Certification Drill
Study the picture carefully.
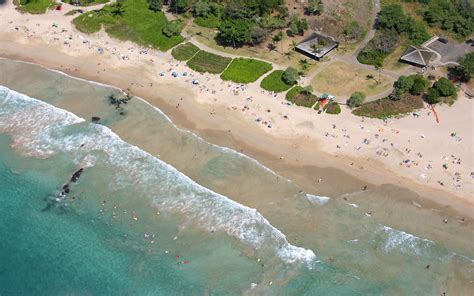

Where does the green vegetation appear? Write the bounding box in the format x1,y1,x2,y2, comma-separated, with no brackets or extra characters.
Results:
171,42,200,61
282,67,300,86
260,70,294,92
72,0,183,51
62,0,109,7
358,3,430,66
289,92,318,108
16,0,53,14
285,86,317,107
288,15,308,36
305,0,324,15
392,74,429,99
162,20,183,37
423,0,473,39
425,77,457,105
347,92,366,108
187,50,231,74
148,0,163,12
286,85,305,101
353,95,424,118
220,58,272,83
194,15,221,28
323,101,341,115
172,0,293,48
449,52,474,82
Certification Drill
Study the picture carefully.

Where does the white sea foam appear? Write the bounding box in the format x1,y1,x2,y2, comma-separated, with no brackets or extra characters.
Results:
0,85,316,268
380,225,434,256
0,58,293,184
306,194,331,205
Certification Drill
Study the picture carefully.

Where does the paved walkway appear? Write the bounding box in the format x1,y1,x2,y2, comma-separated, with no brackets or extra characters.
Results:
175,0,409,101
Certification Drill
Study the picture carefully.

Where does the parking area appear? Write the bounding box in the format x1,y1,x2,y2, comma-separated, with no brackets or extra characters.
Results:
426,39,473,64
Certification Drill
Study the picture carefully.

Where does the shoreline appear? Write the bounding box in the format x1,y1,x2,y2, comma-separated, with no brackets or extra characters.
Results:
0,3,472,220
2,53,473,221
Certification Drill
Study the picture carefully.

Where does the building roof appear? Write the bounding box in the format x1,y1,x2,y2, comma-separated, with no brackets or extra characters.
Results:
400,45,434,67
296,33,338,59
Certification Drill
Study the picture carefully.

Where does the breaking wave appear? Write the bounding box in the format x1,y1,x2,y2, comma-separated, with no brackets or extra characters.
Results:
0,85,316,268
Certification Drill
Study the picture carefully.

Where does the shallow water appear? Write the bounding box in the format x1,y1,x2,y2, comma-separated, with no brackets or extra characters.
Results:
0,59,473,295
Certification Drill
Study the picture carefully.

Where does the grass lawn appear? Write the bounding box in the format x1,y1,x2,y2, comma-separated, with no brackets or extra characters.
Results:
187,50,232,74
260,70,294,92
62,0,109,6
353,94,424,118
72,0,183,51
286,86,305,101
15,0,54,14
194,15,221,29
171,42,200,61
312,62,394,97
220,58,272,83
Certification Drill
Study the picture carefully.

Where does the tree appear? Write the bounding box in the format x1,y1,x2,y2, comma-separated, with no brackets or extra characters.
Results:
193,0,212,17
410,74,429,95
432,77,456,97
288,16,308,36
306,0,323,15
282,67,299,85
378,4,409,33
347,92,366,108
299,59,310,71
425,87,441,105
149,0,163,12
218,19,251,47
171,0,192,13
457,52,474,81
343,21,364,42
111,1,125,16
250,25,266,45
162,20,183,37
272,31,284,52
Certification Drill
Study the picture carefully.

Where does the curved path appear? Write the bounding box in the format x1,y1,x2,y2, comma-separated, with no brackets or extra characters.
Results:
175,0,407,102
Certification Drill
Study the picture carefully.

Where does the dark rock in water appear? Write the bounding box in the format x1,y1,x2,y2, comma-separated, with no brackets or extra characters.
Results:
91,116,101,122
70,168,84,183
64,188,70,194
63,184,69,190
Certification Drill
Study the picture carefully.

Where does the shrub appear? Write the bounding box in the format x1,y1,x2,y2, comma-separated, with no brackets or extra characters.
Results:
289,93,319,108
324,101,341,115
425,88,441,105
410,75,429,95
432,77,456,97
282,67,299,85
353,95,424,118
286,85,305,100
260,70,294,92
162,20,183,37
347,92,366,108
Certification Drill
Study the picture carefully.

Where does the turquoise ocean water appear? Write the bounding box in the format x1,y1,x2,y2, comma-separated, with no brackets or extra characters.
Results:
0,59,473,295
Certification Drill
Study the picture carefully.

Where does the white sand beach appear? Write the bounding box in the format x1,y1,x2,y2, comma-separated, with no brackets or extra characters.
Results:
0,0,473,218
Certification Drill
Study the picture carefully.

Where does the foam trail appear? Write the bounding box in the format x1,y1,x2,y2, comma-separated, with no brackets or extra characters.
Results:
306,194,331,205
0,85,316,268
0,58,293,183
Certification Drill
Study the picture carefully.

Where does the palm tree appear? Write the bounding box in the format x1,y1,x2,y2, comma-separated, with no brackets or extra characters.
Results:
299,59,310,71
284,51,293,59
289,40,298,52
